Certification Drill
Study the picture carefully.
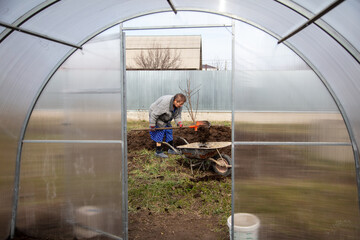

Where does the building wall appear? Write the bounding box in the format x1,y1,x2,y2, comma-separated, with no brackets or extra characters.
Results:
126,35,202,70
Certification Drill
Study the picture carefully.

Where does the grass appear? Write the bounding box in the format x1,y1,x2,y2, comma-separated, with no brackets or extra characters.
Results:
127,148,232,225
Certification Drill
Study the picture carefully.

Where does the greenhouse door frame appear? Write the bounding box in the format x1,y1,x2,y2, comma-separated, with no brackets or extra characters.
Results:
120,26,128,240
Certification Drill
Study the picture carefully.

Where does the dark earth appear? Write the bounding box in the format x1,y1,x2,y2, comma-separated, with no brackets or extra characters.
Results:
128,125,231,155
127,125,231,240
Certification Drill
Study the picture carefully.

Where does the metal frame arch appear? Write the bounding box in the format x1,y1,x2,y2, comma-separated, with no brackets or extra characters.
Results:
10,6,360,238
111,8,360,209
2,0,358,64
275,0,360,64
0,0,60,42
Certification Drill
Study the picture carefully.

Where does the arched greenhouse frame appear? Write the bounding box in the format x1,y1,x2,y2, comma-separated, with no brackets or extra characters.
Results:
1,1,359,239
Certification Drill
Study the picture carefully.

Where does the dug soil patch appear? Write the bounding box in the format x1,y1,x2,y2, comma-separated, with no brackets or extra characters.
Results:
128,125,231,153
127,125,231,240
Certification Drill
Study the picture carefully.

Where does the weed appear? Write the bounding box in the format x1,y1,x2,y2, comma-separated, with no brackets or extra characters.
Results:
128,149,231,219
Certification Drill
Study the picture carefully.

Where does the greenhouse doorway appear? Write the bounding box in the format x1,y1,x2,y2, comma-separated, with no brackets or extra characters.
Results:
16,9,360,240
123,12,234,240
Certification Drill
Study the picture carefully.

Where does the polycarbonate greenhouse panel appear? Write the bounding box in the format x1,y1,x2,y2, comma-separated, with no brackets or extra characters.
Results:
233,70,337,111
0,33,72,240
0,1,360,240
321,0,360,59
180,0,307,37
17,27,125,239
289,24,360,151
232,17,359,239
25,34,122,141
0,0,46,33
20,0,168,43
0,140,16,240
233,144,360,239
233,21,337,112
289,0,334,13
17,142,123,239
234,112,350,143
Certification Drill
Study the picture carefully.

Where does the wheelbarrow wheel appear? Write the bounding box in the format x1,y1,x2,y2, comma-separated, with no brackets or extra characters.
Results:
212,154,231,176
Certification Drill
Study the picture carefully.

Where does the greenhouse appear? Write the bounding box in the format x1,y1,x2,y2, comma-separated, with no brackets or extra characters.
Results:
0,0,359,239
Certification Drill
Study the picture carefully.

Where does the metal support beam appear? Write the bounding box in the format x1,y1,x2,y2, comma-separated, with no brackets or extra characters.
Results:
0,20,82,49
230,19,235,240
123,24,232,31
167,0,177,14
278,0,344,44
234,141,351,146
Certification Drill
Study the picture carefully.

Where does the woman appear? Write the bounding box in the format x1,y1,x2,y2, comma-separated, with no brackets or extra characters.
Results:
149,93,186,158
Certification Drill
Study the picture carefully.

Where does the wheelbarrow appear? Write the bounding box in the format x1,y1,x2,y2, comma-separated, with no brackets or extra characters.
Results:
163,138,232,176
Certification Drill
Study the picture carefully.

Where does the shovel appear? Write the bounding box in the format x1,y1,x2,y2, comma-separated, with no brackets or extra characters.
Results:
132,120,211,131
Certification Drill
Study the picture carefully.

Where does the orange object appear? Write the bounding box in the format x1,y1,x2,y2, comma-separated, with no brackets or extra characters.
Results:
132,120,210,131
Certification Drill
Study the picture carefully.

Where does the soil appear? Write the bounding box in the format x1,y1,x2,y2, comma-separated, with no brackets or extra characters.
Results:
129,210,228,240
127,125,231,240
128,125,231,155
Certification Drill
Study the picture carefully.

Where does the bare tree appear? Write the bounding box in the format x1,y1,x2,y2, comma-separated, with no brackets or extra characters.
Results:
211,58,228,70
179,78,201,123
134,43,182,70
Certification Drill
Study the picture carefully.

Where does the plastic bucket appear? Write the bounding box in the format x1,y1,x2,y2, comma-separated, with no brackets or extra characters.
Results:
74,206,103,239
227,213,260,240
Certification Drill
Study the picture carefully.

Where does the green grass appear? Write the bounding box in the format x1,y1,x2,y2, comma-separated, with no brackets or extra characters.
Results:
128,149,231,223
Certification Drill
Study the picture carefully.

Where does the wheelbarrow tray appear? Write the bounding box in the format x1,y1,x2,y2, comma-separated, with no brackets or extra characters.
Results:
177,142,231,160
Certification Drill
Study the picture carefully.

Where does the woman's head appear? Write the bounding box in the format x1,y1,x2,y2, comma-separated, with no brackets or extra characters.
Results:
174,93,186,108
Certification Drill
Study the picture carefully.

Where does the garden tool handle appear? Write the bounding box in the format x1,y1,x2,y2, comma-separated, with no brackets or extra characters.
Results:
132,125,196,131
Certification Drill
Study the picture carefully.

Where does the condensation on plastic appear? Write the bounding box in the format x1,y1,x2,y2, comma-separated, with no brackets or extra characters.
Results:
17,142,122,239
233,144,360,239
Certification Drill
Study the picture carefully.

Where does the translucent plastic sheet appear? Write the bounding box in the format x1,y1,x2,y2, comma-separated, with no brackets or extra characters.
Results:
233,20,360,239
234,144,360,239
17,142,123,239
234,112,350,143
322,0,360,51
0,1,360,239
17,27,124,239
25,32,122,141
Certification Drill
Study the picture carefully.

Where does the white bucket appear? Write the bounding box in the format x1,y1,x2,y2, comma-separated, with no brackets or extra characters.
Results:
74,206,103,239
227,213,260,240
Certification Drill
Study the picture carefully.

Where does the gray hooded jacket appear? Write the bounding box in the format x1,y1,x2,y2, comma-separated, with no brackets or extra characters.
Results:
149,95,183,127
